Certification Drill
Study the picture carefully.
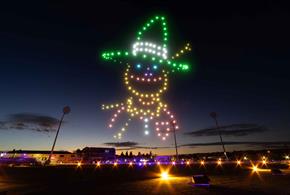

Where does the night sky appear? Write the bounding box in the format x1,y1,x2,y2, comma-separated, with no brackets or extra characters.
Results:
0,1,290,155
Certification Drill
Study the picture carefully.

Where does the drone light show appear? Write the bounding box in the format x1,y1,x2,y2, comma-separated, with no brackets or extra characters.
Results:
101,15,191,140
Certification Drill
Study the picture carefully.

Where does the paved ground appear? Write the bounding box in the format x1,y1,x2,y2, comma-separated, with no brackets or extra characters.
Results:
0,165,290,194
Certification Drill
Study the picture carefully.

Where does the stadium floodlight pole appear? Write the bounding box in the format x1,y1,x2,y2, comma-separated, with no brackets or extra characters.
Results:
170,120,179,162
46,106,71,165
210,112,229,160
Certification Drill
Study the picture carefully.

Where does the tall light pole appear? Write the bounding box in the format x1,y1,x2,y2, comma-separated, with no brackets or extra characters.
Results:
210,112,228,160
170,120,179,162
46,106,71,165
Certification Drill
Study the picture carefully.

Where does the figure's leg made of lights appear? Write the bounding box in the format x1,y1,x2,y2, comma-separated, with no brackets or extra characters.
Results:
108,106,125,128
154,108,179,141
113,118,131,140
163,108,179,130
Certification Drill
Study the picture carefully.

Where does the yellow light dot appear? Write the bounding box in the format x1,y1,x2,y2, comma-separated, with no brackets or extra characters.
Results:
161,172,169,180
252,165,258,172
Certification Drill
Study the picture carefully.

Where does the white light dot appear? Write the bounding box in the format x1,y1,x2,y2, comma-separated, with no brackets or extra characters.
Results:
145,130,149,135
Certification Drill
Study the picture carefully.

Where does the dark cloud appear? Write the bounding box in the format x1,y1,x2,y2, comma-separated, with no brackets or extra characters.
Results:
180,141,290,148
116,146,172,151
0,113,60,133
104,141,139,147
185,124,267,137
104,141,172,150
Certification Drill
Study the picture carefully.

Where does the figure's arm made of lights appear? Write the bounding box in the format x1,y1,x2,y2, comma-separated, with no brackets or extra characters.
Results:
101,102,125,110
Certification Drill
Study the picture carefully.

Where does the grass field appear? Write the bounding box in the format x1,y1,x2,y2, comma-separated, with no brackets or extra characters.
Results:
0,164,290,194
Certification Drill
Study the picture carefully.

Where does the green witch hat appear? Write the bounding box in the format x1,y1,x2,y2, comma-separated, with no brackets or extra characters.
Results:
101,15,191,72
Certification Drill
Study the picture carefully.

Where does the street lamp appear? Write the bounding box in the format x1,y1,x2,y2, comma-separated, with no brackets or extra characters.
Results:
210,112,228,160
170,120,179,162
46,106,71,165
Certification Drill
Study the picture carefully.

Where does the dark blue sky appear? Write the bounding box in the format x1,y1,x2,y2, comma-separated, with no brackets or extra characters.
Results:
0,1,289,154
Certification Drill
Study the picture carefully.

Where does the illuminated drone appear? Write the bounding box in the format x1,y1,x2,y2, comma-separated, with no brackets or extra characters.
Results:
101,15,191,140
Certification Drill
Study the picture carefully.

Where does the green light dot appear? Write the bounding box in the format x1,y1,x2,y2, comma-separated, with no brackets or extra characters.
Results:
147,23,150,27
125,52,129,56
167,61,171,64
111,52,114,56
143,27,146,30
162,22,166,26
152,57,155,61
137,37,141,40
143,54,147,58
164,38,167,41
161,17,165,20
155,16,159,19
164,33,167,36
138,31,142,35
117,52,121,55
159,59,163,63
173,63,176,67
150,19,154,23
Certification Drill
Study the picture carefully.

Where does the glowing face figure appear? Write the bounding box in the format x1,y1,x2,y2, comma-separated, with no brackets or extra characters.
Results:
101,15,191,140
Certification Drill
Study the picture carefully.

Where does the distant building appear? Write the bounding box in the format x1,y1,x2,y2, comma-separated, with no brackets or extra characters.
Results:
5,150,80,164
155,155,171,162
81,147,115,163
